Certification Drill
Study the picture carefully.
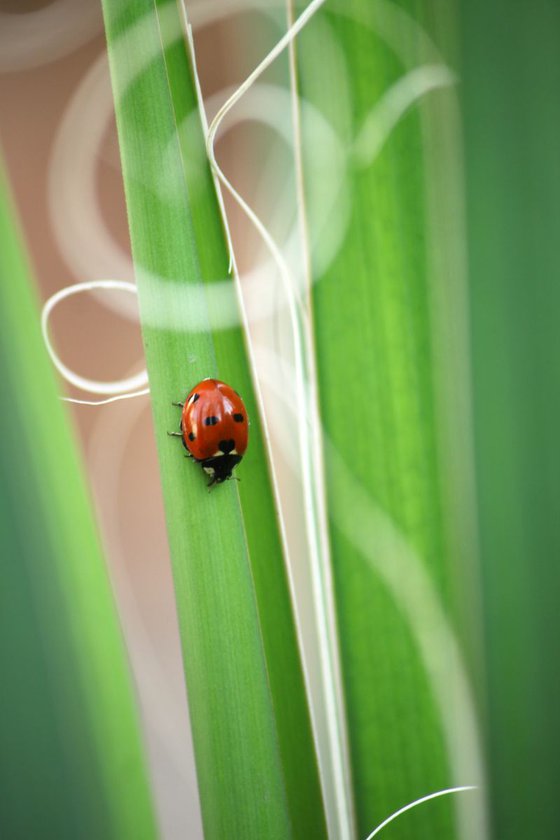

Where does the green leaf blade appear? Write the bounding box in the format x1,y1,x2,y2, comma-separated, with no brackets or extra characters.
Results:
101,1,327,837
295,2,483,837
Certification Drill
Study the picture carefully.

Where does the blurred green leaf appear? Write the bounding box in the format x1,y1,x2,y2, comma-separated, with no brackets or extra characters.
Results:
0,164,156,838
461,1,560,837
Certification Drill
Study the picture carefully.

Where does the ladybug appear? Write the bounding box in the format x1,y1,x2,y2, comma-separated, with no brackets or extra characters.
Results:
170,378,249,486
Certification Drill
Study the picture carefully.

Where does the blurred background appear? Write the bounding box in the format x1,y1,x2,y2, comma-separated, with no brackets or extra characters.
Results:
1,1,559,839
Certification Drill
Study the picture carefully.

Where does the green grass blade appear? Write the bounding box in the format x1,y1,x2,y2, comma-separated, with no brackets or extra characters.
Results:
101,1,327,837
460,1,560,837
0,165,156,838
294,2,485,837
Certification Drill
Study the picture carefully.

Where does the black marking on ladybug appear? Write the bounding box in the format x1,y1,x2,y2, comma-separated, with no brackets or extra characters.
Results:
188,432,195,441
201,453,242,485
205,416,219,426
191,392,200,403
219,439,235,454
233,413,244,423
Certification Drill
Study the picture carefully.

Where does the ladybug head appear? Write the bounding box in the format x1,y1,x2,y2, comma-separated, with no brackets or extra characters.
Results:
201,453,243,486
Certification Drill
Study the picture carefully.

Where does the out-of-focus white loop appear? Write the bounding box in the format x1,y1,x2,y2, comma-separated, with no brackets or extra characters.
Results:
48,53,138,319
41,280,149,402
0,0,102,73
353,64,456,168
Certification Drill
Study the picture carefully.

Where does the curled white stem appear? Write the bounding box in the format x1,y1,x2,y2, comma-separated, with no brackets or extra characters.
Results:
41,279,149,404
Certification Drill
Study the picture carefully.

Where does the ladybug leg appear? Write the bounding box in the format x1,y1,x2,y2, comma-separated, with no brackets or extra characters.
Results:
167,430,189,452
168,418,185,440
172,401,184,408
168,430,192,455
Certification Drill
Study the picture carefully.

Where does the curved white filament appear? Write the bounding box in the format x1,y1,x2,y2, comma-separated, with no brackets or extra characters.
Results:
364,786,478,840
62,389,150,406
41,280,149,404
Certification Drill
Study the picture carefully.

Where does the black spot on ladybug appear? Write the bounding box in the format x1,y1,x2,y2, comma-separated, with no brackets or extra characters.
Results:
233,413,244,423
188,432,195,441
190,393,200,404
205,416,219,426
219,439,235,454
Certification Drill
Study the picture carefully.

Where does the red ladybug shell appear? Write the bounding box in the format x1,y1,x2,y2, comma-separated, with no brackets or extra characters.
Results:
181,379,248,483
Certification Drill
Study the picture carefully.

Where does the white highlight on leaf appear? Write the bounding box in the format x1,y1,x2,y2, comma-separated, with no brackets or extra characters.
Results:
363,786,478,840
353,64,456,167
41,279,149,404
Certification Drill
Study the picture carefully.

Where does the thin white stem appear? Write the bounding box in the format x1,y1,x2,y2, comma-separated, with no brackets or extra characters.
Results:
62,389,150,406
364,786,478,840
